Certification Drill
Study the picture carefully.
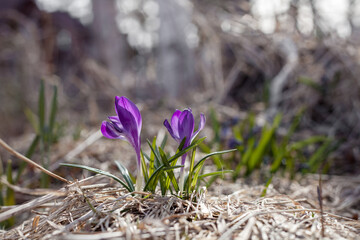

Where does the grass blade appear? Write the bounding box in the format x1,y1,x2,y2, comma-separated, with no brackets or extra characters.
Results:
48,85,58,141
248,114,281,172
168,137,206,164
144,165,164,192
289,136,327,151
198,170,233,179
5,160,15,227
193,149,236,173
188,148,197,192
114,161,135,192
160,134,168,149
24,108,39,134
140,151,149,183
261,175,273,197
308,140,333,172
61,163,132,192
159,147,179,192
149,137,157,176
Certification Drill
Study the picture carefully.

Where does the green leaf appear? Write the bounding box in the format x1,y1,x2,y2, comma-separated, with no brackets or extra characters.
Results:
164,165,183,171
285,107,305,140
5,160,14,204
168,137,206,164
177,137,186,152
5,160,15,227
242,137,255,166
261,175,273,197
248,114,281,172
144,165,164,192
147,139,161,165
308,140,333,172
148,137,157,176
48,85,58,142
24,108,39,134
185,149,237,193
159,147,179,192
61,163,133,192
289,136,327,151
160,134,168,149
270,149,285,173
189,148,199,192
193,149,236,174
114,161,135,192
199,170,233,179
159,172,167,195
140,151,149,183
198,142,211,154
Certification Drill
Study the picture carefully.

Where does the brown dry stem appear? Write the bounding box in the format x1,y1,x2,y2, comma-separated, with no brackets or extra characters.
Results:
0,138,70,184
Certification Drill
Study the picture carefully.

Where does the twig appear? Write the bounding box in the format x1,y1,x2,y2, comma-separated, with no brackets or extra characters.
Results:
0,176,96,222
0,190,62,222
0,177,64,196
0,138,70,184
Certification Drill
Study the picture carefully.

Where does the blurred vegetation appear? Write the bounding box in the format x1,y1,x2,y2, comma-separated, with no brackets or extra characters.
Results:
0,80,62,227
200,108,337,190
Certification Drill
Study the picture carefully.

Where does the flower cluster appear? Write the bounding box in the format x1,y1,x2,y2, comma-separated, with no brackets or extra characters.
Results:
64,96,233,197
101,96,206,192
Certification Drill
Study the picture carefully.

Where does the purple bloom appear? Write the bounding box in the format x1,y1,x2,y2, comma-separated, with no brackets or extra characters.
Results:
164,108,206,165
101,96,142,168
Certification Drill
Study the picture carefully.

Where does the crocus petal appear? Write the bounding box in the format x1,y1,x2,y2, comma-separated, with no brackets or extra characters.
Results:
101,121,126,140
116,107,139,148
178,110,195,146
108,115,120,123
164,119,180,141
108,116,124,132
170,110,182,139
115,96,142,135
191,113,206,142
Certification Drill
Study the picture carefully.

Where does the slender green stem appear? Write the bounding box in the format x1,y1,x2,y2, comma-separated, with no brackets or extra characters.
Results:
136,167,142,192
179,168,185,193
136,151,143,192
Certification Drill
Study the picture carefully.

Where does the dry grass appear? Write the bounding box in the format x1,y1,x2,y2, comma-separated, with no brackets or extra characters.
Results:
0,174,359,240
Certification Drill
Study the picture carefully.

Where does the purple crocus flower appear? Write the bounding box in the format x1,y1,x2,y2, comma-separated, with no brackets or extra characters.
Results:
101,96,142,190
164,108,206,165
164,108,205,191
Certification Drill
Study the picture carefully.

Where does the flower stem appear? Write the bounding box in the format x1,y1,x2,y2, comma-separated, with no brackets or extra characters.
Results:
179,168,185,193
179,153,187,194
136,167,142,192
135,151,142,192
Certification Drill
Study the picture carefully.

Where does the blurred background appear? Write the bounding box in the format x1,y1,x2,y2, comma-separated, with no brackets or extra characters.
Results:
1,0,360,175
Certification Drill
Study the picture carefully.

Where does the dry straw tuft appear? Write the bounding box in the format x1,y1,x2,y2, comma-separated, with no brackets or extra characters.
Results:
1,175,359,240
